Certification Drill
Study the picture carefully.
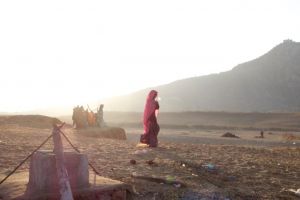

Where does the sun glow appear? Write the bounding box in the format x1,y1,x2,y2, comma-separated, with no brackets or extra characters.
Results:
1,0,300,113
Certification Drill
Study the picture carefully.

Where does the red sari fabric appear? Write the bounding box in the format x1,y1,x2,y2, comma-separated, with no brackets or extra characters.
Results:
141,90,160,147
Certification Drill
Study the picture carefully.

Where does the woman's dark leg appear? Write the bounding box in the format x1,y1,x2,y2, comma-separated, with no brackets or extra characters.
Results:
149,123,159,147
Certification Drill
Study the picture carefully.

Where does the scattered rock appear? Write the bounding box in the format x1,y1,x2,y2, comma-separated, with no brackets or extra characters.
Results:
221,132,239,138
130,159,136,165
146,160,155,165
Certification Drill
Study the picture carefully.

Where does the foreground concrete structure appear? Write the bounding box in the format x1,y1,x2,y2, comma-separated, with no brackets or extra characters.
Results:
25,151,89,196
0,171,132,200
0,150,132,200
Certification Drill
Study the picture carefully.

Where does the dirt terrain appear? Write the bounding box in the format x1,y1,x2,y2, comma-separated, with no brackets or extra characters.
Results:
0,115,300,199
90,111,300,131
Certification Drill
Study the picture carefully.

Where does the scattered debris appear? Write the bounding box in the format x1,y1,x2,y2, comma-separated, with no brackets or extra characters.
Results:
202,163,217,172
131,173,186,187
145,160,155,165
282,188,300,197
225,176,236,182
1,121,299,200
181,190,229,200
134,149,148,155
221,132,239,138
288,188,300,197
166,175,176,183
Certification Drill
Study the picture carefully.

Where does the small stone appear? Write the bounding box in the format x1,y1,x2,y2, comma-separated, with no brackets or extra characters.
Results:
130,159,136,165
146,160,154,165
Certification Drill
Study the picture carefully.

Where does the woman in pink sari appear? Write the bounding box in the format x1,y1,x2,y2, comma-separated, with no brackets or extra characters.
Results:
140,90,160,147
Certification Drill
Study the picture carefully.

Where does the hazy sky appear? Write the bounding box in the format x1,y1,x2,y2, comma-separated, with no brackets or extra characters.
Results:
0,0,299,112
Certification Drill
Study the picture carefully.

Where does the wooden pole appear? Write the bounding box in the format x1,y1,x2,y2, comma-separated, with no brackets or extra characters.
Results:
52,124,74,200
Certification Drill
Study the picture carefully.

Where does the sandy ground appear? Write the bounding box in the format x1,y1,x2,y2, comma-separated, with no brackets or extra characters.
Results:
126,128,300,147
0,124,300,200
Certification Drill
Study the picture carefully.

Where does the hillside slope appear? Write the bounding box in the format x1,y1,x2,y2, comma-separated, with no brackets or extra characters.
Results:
103,40,300,112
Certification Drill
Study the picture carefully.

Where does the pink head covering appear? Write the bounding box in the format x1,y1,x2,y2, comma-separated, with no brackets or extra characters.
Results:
143,90,158,131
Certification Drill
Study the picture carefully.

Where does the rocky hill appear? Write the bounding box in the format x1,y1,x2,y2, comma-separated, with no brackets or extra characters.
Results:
103,40,300,112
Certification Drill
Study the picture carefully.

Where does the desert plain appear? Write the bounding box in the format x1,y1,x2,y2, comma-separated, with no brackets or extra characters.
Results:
0,112,299,200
